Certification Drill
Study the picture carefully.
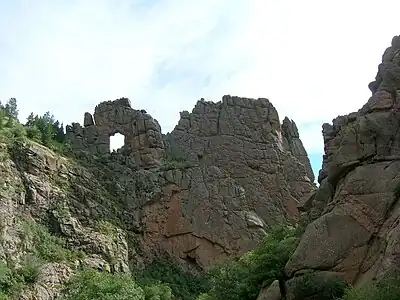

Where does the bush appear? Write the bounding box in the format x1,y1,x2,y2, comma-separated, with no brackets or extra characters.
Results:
62,268,178,300
142,282,174,300
291,272,348,300
0,257,41,298
341,276,400,300
161,152,192,171
0,262,16,296
14,255,41,285
1,122,27,145
196,293,212,300
136,259,209,300
95,220,118,237
20,220,76,262
204,225,299,300
62,268,145,300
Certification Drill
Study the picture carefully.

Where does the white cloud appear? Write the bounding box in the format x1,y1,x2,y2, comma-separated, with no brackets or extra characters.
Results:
1,0,400,166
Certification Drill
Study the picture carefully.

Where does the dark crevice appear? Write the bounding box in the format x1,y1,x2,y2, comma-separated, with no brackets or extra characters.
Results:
164,230,194,238
278,267,289,299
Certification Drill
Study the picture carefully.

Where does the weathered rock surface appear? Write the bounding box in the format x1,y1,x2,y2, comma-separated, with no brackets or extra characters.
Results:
147,96,315,269
166,96,314,225
0,93,315,298
256,280,281,300
63,95,315,271
281,117,314,182
0,142,136,299
277,35,400,299
19,263,73,300
66,97,165,168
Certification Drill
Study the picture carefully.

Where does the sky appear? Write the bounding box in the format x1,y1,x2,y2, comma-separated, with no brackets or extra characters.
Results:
0,0,399,180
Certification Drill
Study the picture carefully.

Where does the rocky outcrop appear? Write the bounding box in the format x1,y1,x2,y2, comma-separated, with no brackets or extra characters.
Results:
166,96,314,225
0,141,137,299
66,97,165,168
281,117,314,182
275,35,400,299
1,92,316,298
63,95,315,271
143,96,315,269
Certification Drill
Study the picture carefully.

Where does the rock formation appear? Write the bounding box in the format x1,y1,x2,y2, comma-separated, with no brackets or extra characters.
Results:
63,95,315,270
260,35,400,299
166,96,314,222
138,96,315,270
281,117,315,183
4,34,400,300
65,97,165,168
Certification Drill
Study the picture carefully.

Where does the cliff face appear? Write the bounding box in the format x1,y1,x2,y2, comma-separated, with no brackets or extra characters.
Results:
258,35,400,300
166,96,314,223
0,94,314,298
65,95,315,270
0,143,134,299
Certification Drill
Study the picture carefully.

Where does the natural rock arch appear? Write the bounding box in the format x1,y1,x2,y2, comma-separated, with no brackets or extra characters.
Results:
66,98,165,168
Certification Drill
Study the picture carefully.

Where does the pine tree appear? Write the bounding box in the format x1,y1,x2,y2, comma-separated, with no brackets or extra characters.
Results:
52,120,65,143
5,98,18,119
26,113,35,128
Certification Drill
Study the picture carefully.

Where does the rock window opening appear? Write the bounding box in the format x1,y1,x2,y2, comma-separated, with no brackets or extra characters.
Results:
110,133,125,153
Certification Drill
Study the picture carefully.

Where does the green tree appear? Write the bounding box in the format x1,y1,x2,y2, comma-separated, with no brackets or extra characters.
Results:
25,113,41,141
136,259,209,300
24,111,65,146
5,98,18,119
204,226,299,300
52,120,65,143
0,108,7,129
25,113,35,128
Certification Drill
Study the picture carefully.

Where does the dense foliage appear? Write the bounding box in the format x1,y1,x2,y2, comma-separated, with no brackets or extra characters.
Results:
61,268,172,300
199,225,300,300
291,272,348,300
135,259,210,300
0,98,65,151
25,112,65,146
341,276,400,300
0,258,41,299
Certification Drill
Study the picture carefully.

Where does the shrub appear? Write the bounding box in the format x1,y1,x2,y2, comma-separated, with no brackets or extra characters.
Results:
20,220,76,262
341,276,400,300
204,225,299,300
0,257,41,298
0,262,16,296
2,122,27,145
136,259,209,300
142,282,174,300
291,272,348,300
62,268,145,300
196,293,212,300
161,152,192,171
95,220,117,237
14,255,41,285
